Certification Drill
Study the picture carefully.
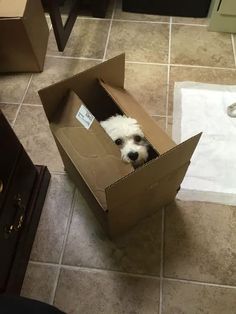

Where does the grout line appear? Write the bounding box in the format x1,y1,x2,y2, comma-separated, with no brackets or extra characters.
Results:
30,261,60,267
49,188,77,305
59,188,77,265
127,61,236,71
102,0,116,60
22,103,42,107
112,18,170,25
164,277,236,290
29,260,160,281
29,259,236,291
159,207,165,314
126,60,168,66
46,54,102,62
77,16,111,22
50,170,67,175
112,18,208,27
0,101,21,105
170,63,236,70
44,53,236,71
165,17,172,128
12,74,33,127
171,22,208,27
231,34,236,67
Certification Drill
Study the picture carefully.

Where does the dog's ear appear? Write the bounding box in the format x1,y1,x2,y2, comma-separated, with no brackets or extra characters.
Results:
127,117,139,125
100,120,108,130
147,144,159,161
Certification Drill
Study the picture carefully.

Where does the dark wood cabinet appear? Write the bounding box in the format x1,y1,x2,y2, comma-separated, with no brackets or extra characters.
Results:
0,110,50,294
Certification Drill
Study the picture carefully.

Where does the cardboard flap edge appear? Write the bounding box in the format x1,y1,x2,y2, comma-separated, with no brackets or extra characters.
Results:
0,0,27,18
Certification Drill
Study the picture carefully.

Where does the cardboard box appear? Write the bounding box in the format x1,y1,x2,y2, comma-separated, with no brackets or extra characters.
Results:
38,54,201,237
0,0,49,73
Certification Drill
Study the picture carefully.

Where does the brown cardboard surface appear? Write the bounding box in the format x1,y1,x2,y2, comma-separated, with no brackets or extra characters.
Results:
100,80,176,154
0,19,39,72
39,54,202,237
107,162,190,236
0,0,27,17
0,0,48,72
23,0,49,71
51,90,133,210
39,54,126,124
54,136,109,232
106,133,201,235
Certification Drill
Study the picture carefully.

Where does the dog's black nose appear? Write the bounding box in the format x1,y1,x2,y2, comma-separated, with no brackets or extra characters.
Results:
128,152,138,161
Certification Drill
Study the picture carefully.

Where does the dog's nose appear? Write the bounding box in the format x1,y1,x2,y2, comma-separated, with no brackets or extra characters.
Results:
128,152,138,161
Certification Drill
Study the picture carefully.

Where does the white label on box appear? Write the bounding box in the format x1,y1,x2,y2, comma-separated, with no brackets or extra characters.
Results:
76,104,94,129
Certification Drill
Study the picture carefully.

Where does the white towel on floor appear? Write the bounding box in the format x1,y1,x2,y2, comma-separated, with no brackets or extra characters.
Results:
173,82,236,205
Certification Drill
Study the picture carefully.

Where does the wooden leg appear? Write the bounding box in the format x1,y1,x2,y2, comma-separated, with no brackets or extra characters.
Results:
47,0,80,51
92,0,110,18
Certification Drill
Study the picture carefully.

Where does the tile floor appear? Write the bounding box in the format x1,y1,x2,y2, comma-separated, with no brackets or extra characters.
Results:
1,0,236,313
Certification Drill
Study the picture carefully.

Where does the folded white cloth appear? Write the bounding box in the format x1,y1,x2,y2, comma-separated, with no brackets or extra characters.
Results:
173,82,236,205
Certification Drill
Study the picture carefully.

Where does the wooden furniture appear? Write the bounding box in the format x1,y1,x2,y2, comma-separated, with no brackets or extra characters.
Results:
0,110,50,294
122,0,211,17
44,0,110,51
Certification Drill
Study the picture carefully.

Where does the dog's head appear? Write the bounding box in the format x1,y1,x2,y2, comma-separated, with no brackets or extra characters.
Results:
101,115,149,167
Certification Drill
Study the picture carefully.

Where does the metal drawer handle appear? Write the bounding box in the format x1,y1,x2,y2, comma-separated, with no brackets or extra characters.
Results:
0,179,3,193
7,214,24,234
4,194,26,238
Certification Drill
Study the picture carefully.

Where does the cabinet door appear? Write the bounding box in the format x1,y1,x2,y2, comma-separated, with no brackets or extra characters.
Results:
0,111,21,208
0,150,37,292
218,0,236,16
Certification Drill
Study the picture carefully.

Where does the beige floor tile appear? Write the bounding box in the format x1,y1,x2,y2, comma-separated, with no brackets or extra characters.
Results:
62,191,162,276
172,16,209,25
13,105,64,172
125,63,167,115
0,104,19,125
162,280,236,314
168,66,236,115
54,268,160,314
166,116,173,137
60,0,114,19
21,263,58,304
0,74,31,103
45,15,52,29
106,21,169,63
164,200,236,285
151,116,167,131
24,57,99,105
114,0,169,22
47,19,110,58
171,25,235,68
30,174,74,263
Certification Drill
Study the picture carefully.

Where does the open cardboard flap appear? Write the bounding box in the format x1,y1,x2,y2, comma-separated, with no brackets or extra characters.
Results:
39,54,126,125
51,90,133,210
0,0,27,18
99,80,176,154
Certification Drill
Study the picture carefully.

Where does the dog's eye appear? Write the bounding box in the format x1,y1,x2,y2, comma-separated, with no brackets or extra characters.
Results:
134,135,142,142
115,138,123,146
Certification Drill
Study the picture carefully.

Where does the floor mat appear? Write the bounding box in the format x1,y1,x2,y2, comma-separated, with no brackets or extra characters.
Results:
173,82,236,205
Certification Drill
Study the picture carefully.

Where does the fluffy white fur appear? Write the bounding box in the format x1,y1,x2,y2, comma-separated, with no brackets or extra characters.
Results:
101,115,149,167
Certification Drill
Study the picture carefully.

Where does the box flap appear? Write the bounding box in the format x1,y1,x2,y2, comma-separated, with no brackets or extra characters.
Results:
100,80,176,154
106,132,201,233
0,0,27,18
39,54,126,124
51,90,133,210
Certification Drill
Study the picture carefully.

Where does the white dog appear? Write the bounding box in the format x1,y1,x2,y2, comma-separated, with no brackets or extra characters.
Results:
101,115,149,167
